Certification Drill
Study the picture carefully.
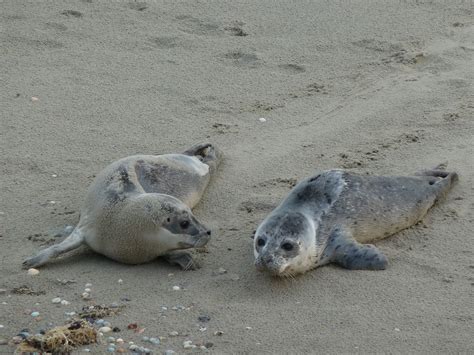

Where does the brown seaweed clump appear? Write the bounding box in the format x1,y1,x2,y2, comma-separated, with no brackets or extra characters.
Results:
78,304,124,320
15,320,98,354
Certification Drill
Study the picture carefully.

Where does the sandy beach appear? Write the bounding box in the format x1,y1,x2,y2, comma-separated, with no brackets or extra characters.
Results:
1,0,473,353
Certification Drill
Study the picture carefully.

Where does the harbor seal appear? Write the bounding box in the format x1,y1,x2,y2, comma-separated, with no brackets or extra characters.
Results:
23,143,222,270
254,164,458,277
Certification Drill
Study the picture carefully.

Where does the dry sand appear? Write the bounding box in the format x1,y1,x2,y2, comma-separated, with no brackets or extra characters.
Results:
1,0,473,353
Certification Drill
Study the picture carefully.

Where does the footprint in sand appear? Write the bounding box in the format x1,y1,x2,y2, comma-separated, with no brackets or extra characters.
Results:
278,63,306,74
223,50,260,67
128,2,148,11
176,15,220,36
61,10,83,18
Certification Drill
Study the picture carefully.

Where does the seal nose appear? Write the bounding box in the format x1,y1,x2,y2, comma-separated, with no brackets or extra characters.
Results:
264,255,274,264
206,230,211,236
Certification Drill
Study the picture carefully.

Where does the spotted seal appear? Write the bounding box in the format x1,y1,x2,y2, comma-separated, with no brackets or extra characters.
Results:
24,143,222,270
254,164,458,276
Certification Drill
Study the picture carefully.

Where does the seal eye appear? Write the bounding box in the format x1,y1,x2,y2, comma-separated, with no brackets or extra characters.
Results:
180,220,190,229
257,238,266,247
281,242,294,251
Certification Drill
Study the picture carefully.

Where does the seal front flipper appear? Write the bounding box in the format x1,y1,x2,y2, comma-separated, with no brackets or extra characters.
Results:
322,227,388,270
162,251,199,271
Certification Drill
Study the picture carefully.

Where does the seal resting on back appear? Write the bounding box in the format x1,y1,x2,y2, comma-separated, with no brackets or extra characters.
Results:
24,143,222,270
254,164,458,277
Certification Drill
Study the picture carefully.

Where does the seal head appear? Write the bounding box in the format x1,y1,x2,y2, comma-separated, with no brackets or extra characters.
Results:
254,211,317,277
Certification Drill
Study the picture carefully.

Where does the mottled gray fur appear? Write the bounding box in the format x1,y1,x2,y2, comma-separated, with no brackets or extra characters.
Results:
254,164,458,276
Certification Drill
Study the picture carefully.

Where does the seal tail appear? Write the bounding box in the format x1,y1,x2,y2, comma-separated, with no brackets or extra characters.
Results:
23,227,85,268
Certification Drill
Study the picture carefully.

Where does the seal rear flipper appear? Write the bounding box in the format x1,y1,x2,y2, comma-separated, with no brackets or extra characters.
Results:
182,142,222,173
23,227,85,268
322,227,388,270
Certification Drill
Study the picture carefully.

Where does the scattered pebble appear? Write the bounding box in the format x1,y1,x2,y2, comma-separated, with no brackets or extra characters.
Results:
116,338,124,344
198,315,211,323
113,327,121,332
82,292,90,300
245,326,252,330
31,96,39,102
0,289,7,295
27,268,40,276
214,331,224,336
217,267,227,274
128,323,138,330
149,337,160,345
52,297,61,304
107,346,115,352
259,117,266,123
85,283,92,288
83,349,91,352
51,174,58,178
31,311,40,317
161,306,168,311
118,279,123,284
172,286,180,291
164,350,175,355
61,300,70,306
0,338,8,345
142,336,150,342
169,331,179,337
84,288,91,293
0,325,3,329
96,319,105,326
65,311,76,317
199,327,207,332
11,336,23,344
183,340,195,349
394,328,401,332
99,327,112,333
108,336,116,343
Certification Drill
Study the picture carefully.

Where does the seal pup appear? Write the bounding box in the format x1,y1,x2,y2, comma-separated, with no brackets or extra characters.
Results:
254,164,458,277
24,143,222,270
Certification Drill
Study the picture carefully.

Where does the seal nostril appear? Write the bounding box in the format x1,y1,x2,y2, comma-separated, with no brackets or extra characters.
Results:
206,230,211,236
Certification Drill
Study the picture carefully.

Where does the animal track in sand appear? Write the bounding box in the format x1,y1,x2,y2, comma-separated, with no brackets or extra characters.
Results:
149,36,179,49
128,2,148,11
211,123,238,134
278,63,306,74
61,10,83,18
337,130,426,169
176,15,220,36
288,82,328,98
44,22,68,32
256,178,298,189
5,35,64,50
223,50,260,67
239,201,275,214
224,21,248,37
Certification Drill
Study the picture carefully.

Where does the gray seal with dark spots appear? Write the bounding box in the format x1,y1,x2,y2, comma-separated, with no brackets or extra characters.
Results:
24,143,222,270
254,164,458,277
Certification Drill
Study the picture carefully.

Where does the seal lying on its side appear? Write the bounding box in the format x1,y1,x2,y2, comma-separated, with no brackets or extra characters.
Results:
24,143,222,270
254,164,458,276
